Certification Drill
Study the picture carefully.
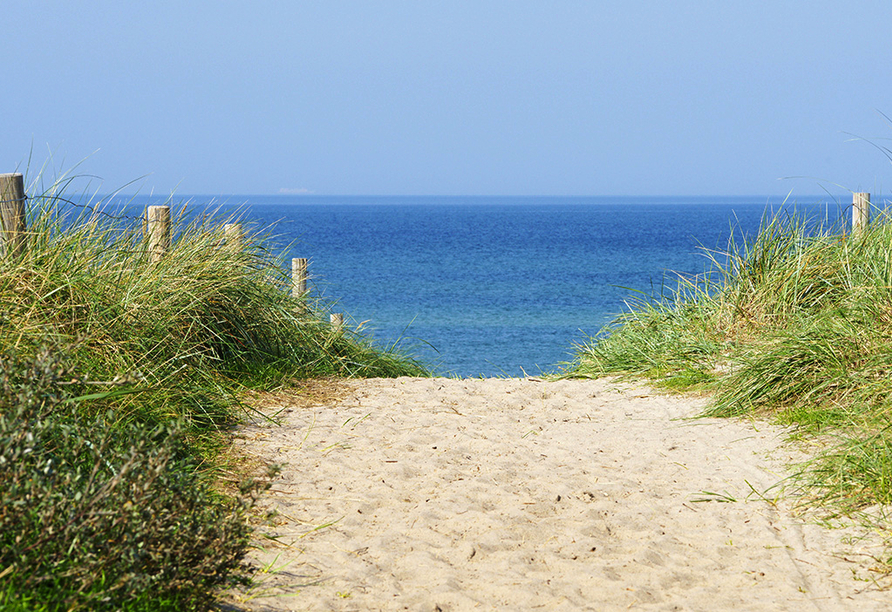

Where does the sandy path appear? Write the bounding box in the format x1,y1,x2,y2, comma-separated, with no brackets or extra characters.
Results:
229,377,891,611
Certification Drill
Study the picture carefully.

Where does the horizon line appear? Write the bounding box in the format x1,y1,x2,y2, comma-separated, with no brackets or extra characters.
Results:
95,192,861,200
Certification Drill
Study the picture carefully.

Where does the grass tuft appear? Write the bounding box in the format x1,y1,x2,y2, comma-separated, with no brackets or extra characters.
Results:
565,204,892,535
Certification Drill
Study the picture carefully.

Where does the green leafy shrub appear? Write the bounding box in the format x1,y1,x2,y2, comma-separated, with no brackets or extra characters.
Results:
0,347,254,611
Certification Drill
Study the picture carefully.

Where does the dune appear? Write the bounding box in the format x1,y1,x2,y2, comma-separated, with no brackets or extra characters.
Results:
229,377,891,611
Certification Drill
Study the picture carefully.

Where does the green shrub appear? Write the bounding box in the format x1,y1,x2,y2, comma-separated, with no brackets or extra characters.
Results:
0,347,256,611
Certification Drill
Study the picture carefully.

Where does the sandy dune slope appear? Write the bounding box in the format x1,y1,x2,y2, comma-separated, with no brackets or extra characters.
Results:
229,377,891,611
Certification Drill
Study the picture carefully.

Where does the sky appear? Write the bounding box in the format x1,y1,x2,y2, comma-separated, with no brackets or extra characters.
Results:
4,1,892,197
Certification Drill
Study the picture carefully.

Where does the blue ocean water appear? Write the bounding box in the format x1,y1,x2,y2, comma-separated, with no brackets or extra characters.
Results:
101,195,847,377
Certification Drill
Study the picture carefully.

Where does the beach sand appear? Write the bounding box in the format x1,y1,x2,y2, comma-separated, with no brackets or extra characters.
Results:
229,377,892,611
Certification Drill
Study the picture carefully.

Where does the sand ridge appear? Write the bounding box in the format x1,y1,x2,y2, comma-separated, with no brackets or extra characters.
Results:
230,377,891,611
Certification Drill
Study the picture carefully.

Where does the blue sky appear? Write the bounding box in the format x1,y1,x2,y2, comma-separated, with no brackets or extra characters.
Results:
4,1,892,196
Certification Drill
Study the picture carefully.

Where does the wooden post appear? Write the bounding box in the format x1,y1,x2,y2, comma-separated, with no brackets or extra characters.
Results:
853,192,870,236
146,205,171,263
291,257,308,298
223,223,242,248
0,173,27,259
330,312,344,331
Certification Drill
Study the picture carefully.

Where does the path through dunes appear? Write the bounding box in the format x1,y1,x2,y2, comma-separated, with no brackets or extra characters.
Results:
229,378,891,611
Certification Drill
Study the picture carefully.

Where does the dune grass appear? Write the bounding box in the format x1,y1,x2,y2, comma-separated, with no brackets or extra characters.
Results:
0,174,427,611
567,204,892,526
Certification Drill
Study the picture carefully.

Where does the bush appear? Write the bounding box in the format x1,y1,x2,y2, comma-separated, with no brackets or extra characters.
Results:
0,348,255,611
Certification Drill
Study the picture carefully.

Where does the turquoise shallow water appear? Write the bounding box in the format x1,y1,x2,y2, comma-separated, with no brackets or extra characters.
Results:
105,195,845,377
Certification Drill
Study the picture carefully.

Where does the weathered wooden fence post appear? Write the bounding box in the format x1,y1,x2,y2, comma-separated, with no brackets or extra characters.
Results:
146,205,171,263
853,192,870,236
291,257,308,298
0,173,27,259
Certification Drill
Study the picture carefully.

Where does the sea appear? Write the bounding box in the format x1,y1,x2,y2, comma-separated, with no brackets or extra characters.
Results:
94,194,852,378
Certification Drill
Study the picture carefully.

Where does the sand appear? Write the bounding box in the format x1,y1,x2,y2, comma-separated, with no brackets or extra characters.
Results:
229,377,892,611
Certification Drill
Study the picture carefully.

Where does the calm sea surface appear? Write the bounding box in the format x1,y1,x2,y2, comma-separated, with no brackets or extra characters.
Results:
102,195,847,377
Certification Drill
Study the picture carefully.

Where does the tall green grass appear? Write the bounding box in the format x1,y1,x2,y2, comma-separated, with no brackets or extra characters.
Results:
567,205,892,518
0,174,427,610
5,176,426,425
